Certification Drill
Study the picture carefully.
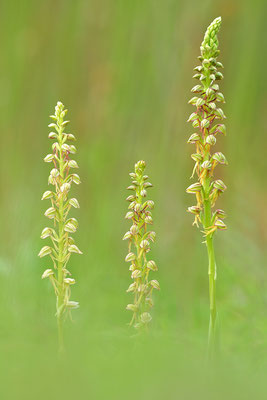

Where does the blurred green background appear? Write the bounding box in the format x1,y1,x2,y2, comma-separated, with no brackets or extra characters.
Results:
0,0,266,398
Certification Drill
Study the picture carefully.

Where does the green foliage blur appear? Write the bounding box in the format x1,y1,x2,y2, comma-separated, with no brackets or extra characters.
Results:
0,0,266,398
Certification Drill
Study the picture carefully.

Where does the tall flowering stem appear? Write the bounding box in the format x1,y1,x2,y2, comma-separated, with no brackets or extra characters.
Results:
186,17,227,356
38,101,82,352
123,160,159,330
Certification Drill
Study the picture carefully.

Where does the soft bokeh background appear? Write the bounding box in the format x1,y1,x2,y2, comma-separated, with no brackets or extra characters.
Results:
0,0,266,398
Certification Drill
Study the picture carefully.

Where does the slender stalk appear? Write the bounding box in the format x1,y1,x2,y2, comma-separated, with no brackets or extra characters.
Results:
186,17,227,358
57,313,64,353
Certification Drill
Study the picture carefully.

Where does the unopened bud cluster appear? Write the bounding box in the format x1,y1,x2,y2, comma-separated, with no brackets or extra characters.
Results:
39,101,82,321
123,160,159,329
186,17,227,235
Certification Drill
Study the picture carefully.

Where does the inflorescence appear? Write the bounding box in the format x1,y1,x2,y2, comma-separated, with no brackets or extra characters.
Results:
186,17,227,236
39,101,82,340
123,160,159,330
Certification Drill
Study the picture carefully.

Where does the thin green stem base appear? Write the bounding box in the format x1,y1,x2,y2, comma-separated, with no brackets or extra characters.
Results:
57,315,64,354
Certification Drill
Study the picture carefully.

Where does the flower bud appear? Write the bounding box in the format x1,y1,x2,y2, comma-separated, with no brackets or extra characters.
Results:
216,61,224,68
143,182,153,188
66,134,76,141
131,270,142,279
191,84,203,93
147,260,158,271
144,215,153,224
130,224,139,235
187,206,201,215
186,183,202,193
196,98,205,107
48,123,58,129
69,198,80,208
150,280,160,290
187,112,198,122
71,174,81,184
122,231,131,240
210,73,216,81
214,209,227,219
201,161,212,170
140,189,147,197
192,120,200,128
69,145,77,154
126,195,135,202
42,269,54,279
68,218,78,228
215,219,227,230
213,179,227,192
140,240,150,251
44,154,54,162
209,102,216,110
41,190,54,200
40,227,53,239
48,132,57,139
206,135,216,145
126,282,137,292
68,160,79,169
125,211,134,219
135,160,146,174
52,142,59,152
191,153,203,163
216,92,225,102
205,87,214,97
128,201,136,210
68,244,83,254
64,278,75,285
134,203,141,212
126,304,138,312
64,222,77,233
62,144,70,153
215,108,226,119
147,231,156,242
215,72,223,80
60,183,71,192
145,200,154,210
125,252,136,262
187,133,201,144
212,152,228,165
50,168,59,178
38,246,52,258
201,119,210,129
44,207,56,219
188,96,198,105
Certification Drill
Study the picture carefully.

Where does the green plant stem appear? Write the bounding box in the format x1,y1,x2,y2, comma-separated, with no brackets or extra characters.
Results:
57,311,64,353
203,195,217,358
